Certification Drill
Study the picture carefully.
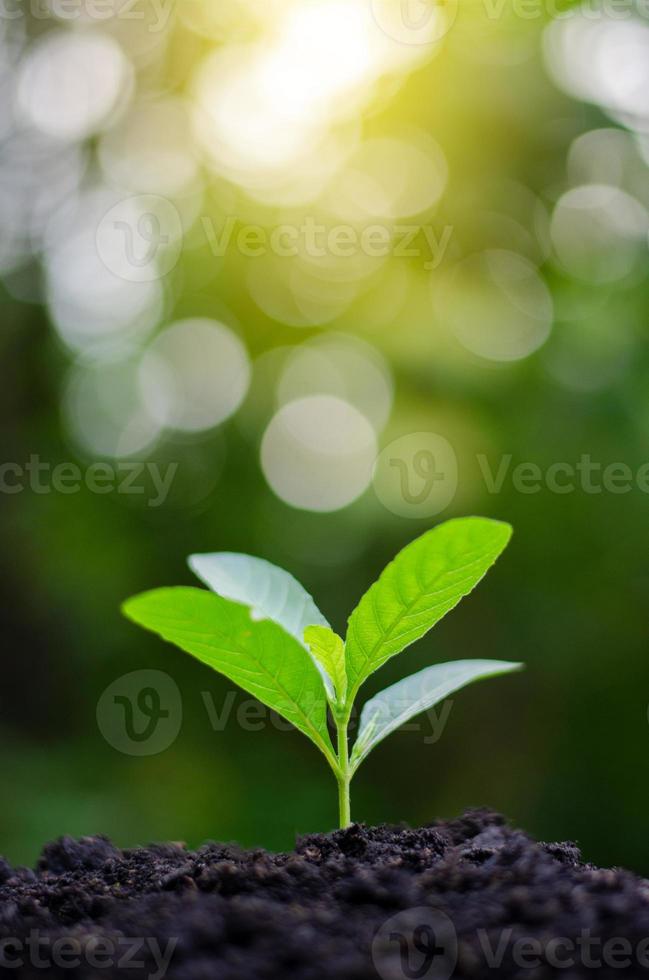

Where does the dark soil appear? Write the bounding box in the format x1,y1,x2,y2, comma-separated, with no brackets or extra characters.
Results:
1,809,649,979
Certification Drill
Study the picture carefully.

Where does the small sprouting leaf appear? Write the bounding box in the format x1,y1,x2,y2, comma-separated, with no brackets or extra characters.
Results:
351,659,522,770
304,626,347,704
122,587,336,768
188,552,335,697
345,517,512,700
188,552,329,639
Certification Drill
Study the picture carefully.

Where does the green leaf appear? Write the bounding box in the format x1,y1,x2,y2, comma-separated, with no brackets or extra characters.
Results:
351,659,522,770
304,626,347,704
122,587,336,769
188,552,334,697
345,517,512,700
188,552,330,639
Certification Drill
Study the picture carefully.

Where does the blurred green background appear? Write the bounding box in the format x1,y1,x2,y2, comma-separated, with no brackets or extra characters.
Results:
2,0,649,873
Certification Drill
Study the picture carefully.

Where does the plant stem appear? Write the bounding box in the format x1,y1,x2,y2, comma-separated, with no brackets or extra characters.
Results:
336,714,351,828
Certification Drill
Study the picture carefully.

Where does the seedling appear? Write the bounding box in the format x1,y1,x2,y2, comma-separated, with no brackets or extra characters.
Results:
122,516,522,827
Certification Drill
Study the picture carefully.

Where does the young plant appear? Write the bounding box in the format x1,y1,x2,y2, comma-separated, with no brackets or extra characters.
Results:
122,516,522,827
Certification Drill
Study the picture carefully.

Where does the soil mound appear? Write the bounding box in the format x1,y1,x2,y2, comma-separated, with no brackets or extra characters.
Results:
1,809,648,978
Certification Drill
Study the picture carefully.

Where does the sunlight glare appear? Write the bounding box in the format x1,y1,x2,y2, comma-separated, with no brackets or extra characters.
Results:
192,0,441,201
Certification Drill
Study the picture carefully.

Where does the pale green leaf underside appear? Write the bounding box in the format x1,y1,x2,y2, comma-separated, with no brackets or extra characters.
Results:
351,658,522,769
188,552,334,696
122,587,336,767
304,625,347,703
345,517,513,700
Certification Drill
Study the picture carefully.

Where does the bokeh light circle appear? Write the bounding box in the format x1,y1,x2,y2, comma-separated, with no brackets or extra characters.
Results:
63,357,162,458
550,185,647,283
17,31,131,141
327,135,448,220
46,239,163,356
261,395,377,512
434,250,553,362
277,333,393,431
139,318,251,433
544,14,649,132
99,99,199,196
